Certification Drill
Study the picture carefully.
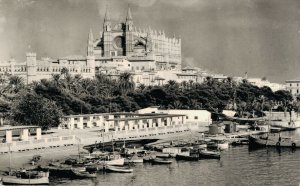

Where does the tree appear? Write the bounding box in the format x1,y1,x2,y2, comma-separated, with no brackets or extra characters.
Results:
4,75,25,94
118,72,135,95
11,93,63,130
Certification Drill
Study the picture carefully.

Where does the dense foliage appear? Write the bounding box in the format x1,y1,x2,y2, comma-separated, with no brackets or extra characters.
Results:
0,69,295,129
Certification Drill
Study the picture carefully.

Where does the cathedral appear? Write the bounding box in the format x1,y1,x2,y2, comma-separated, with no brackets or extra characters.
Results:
0,7,185,85
90,7,182,72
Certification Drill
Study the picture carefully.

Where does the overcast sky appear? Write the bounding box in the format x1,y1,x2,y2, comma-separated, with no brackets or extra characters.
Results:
0,0,300,83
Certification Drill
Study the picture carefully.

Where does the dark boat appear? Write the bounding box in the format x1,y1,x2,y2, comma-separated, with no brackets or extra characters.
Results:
175,154,199,161
71,168,96,178
198,150,221,159
249,133,299,148
231,139,249,146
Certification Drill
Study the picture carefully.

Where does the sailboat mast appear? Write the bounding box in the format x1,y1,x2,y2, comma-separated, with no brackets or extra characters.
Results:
9,144,11,175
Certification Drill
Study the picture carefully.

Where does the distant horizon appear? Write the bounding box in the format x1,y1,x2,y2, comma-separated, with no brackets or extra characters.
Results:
0,0,299,84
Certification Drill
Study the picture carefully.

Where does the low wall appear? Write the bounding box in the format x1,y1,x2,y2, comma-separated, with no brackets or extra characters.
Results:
79,123,208,145
0,135,76,153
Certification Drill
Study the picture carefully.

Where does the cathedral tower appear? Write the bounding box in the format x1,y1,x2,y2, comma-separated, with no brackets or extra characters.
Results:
87,29,95,77
26,52,37,84
125,7,134,56
87,28,94,56
103,7,112,57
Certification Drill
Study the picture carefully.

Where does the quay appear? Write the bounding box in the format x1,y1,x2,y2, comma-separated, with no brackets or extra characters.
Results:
0,108,271,154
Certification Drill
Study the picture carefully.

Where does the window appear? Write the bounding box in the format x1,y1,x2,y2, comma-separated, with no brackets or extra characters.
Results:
186,116,189,119
194,116,198,120
297,84,299,87
290,84,292,87
297,89,299,94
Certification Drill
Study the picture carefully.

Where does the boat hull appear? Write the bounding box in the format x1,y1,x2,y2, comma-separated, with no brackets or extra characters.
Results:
105,158,125,166
175,154,199,161
105,166,133,173
249,135,300,148
2,176,49,185
152,158,172,164
199,151,221,159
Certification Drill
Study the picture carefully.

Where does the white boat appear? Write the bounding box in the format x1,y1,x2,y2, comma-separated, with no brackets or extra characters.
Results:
217,141,229,150
2,171,49,185
125,154,144,163
100,154,125,166
105,166,133,173
105,158,125,166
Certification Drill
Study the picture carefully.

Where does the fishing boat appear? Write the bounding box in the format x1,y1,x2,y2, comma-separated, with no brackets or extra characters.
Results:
249,133,299,148
217,141,229,150
104,154,125,166
175,153,199,161
105,166,133,173
199,150,221,159
71,168,97,178
125,154,144,163
2,171,49,185
155,153,171,158
231,138,249,146
152,158,172,164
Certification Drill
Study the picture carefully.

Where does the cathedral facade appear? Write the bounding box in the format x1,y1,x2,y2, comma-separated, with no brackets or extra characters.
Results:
90,7,182,71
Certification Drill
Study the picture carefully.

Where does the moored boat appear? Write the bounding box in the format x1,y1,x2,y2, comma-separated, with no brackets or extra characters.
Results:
105,166,133,173
199,150,221,159
152,158,172,164
175,153,199,161
2,171,49,185
249,133,299,148
71,168,97,178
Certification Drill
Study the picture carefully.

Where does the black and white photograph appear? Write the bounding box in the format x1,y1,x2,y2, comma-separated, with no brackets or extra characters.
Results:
0,0,299,185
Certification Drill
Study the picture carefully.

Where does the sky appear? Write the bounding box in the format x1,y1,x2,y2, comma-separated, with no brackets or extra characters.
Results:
0,0,300,83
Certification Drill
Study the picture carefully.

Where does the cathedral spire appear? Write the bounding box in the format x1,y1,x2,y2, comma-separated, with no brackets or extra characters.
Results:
88,28,94,42
103,5,111,32
126,6,133,21
104,5,110,22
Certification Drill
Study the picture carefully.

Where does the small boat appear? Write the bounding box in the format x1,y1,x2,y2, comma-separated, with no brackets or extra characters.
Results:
231,139,249,146
105,153,125,166
105,166,133,173
156,153,171,158
249,133,299,148
125,154,144,164
71,168,97,178
199,150,221,159
175,154,199,161
152,158,172,164
217,141,229,150
2,170,49,185
143,154,156,163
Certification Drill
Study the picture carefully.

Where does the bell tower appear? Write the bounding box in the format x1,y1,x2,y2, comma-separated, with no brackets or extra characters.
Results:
87,29,95,77
125,7,134,56
103,6,112,57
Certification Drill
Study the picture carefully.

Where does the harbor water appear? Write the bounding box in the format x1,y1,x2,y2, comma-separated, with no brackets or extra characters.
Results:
50,130,300,186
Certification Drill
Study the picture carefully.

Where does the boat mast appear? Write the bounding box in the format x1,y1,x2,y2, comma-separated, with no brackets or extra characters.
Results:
9,144,11,175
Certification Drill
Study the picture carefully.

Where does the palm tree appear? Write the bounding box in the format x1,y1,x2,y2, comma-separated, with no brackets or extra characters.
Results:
118,72,135,95
4,75,24,94
60,67,69,78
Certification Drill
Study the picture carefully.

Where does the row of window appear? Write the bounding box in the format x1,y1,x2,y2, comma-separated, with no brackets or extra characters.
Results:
289,83,299,87
186,116,198,120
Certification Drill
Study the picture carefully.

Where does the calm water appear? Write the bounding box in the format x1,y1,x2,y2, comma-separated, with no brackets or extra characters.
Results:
51,130,300,186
